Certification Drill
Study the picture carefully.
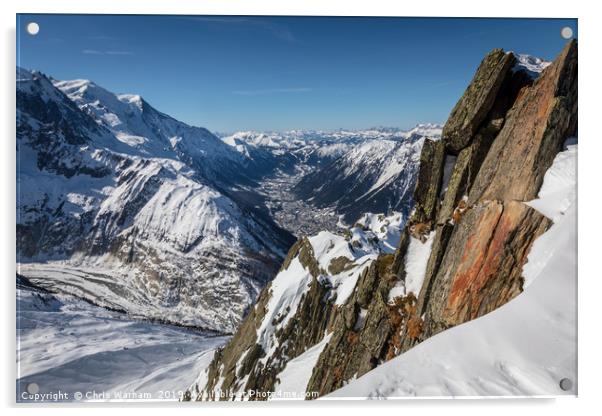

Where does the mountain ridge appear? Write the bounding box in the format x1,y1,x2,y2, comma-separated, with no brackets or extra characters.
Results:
17,68,290,332
186,42,577,399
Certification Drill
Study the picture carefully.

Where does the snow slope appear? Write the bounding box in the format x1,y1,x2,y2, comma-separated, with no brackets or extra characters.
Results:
328,143,577,398
273,334,332,400
17,280,228,402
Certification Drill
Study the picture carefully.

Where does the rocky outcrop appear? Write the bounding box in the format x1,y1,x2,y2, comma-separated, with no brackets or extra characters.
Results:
411,139,446,224
406,40,576,349
468,41,578,204
192,40,577,400
416,201,551,339
441,49,516,153
306,254,403,395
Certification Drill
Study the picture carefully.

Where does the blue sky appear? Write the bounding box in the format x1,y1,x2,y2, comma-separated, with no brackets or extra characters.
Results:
17,15,577,132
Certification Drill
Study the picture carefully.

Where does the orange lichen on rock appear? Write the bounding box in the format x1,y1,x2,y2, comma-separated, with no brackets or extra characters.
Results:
444,201,550,324
451,198,470,224
406,316,423,341
346,330,359,346
409,222,431,243
385,293,421,360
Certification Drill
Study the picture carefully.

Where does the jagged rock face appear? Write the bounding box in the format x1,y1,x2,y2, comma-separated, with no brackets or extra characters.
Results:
411,139,445,224
193,41,577,400
442,49,516,153
419,201,551,336
468,41,578,204
406,41,577,348
306,255,400,395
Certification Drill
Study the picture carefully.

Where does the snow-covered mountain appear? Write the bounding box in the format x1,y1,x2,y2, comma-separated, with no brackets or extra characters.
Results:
221,124,441,164
221,124,442,230
17,68,292,332
54,78,254,186
294,133,433,223
220,130,357,173
512,52,551,78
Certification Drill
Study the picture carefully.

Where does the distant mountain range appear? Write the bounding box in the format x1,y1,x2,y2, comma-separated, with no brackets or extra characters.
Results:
17,66,439,333
220,124,442,225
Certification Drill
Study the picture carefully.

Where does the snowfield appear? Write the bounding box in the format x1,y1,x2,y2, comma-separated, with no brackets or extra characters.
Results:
327,142,577,398
17,281,228,402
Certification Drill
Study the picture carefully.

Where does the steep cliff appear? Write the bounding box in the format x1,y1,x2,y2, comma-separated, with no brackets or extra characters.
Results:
188,40,577,400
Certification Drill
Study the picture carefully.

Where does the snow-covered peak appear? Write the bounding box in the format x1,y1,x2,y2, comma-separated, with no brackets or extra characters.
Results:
511,53,551,78
55,78,145,120
55,78,119,105
118,93,143,104
17,66,288,332
50,72,245,180
16,66,34,82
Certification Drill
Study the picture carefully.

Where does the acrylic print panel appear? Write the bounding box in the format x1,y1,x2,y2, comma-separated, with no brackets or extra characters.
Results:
16,14,577,402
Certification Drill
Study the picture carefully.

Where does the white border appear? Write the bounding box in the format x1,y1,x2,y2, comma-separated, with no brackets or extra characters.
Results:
2,1,600,415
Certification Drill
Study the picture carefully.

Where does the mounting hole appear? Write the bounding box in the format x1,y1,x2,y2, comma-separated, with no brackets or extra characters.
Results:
26,382,39,394
561,26,573,39
559,378,573,391
26,22,40,36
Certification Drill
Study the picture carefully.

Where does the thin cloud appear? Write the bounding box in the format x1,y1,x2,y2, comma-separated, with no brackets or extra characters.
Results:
232,87,312,96
179,16,299,43
82,49,133,56
106,51,134,56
